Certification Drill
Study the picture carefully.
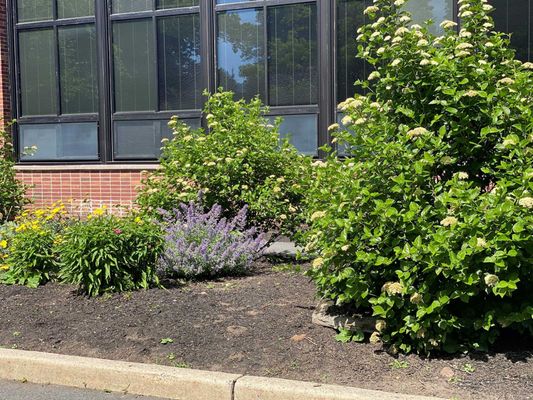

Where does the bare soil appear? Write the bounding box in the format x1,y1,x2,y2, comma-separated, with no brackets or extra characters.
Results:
0,260,531,400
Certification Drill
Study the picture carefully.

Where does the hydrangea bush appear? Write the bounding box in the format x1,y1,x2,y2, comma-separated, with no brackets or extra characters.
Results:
302,0,533,354
158,201,266,278
137,90,311,237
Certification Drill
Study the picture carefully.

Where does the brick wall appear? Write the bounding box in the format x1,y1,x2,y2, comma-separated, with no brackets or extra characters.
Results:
15,167,156,213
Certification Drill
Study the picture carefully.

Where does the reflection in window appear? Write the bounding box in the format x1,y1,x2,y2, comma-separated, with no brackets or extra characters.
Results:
217,9,265,101
57,0,95,19
59,25,98,114
336,0,372,103
491,0,532,62
113,0,153,14
113,19,156,112
114,119,200,159
19,123,98,161
19,29,56,116
269,114,318,155
267,3,318,106
17,0,53,22
158,14,201,110
402,0,454,35
157,0,199,9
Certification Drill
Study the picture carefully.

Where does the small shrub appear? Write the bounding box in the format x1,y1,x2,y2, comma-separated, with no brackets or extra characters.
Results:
0,121,29,223
137,90,311,237
1,203,66,287
158,200,266,278
58,209,163,296
302,0,533,354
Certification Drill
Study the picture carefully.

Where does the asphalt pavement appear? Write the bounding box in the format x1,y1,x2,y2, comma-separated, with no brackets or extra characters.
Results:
0,379,167,400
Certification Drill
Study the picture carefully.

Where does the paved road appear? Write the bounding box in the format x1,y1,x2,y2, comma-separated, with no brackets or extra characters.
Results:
0,380,168,400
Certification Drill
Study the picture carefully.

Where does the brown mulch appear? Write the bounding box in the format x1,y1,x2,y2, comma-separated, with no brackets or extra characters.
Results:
0,260,531,400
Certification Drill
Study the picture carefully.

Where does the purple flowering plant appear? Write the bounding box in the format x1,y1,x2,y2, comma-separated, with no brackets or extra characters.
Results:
158,200,266,278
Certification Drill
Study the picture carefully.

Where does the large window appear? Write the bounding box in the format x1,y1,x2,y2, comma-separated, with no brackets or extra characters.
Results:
9,0,532,163
15,0,99,161
216,0,318,155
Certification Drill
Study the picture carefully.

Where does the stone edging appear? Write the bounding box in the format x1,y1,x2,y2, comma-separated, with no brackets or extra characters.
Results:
0,349,443,400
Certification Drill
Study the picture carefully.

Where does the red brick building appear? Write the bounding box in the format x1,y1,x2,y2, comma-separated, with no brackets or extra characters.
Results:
1,0,531,210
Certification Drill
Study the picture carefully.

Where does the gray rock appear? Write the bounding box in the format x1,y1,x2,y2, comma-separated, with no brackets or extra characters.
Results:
312,300,376,333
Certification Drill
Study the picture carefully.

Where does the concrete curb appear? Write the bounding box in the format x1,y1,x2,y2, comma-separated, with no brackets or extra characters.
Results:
0,349,444,400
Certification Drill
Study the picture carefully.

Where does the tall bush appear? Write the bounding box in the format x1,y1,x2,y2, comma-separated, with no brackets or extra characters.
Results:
0,121,28,223
137,90,310,237
303,0,533,354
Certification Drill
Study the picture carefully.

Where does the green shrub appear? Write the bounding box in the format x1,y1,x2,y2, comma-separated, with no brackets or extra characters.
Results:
58,211,163,296
302,0,533,354
1,204,66,287
137,90,311,237
0,121,29,223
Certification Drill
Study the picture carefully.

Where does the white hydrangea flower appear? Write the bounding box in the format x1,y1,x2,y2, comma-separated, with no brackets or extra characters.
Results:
417,39,429,46
498,77,515,85
395,27,409,36
341,115,353,126
399,15,411,23
420,59,430,66
354,118,367,125
460,10,474,17
394,0,405,6
406,127,429,138
476,238,487,248
485,42,495,47
363,6,379,14
410,24,422,30
391,58,402,67
463,90,478,97
521,62,533,70
440,216,458,227
456,171,469,180
392,36,402,44
483,22,493,28
328,123,339,131
377,47,385,55
368,71,381,80
518,197,533,208
484,274,499,287
456,43,474,50
459,30,473,38
440,20,458,29
456,50,471,57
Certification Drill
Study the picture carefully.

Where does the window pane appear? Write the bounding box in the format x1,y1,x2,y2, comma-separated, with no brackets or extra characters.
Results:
19,123,98,161
157,0,199,9
19,29,56,116
336,0,372,103
17,0,53,22
113,19,156,112
217,0,254,3
491,0,531,62
114,119,200,159
113,0,153,13
158,14,202,111
57,0,95,19
268,3,318,106
217,9,265,101
403,0,454,35
269,114,318,156
59,25,98,114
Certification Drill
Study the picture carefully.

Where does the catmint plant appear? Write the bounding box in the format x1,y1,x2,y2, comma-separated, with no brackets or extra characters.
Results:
158,201,266,278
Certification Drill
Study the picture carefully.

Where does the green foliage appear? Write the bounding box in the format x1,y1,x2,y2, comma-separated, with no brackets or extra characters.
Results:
58,213,163,297
335,328,365,343
0,121,29,223
302,0,533,354
1,205,66,288
137,90,310,236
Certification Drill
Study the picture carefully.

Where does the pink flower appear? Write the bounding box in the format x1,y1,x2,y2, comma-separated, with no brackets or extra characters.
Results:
114,229,122,235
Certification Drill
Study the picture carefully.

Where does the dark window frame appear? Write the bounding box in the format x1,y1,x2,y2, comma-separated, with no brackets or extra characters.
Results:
7,0,531,164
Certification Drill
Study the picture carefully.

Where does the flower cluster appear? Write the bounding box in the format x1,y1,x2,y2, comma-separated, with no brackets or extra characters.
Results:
158,200,266,278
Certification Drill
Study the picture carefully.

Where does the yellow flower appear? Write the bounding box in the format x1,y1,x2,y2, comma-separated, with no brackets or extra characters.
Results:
134,216,144,224
93,208,105,216
0,264,9,271
0,240,7,249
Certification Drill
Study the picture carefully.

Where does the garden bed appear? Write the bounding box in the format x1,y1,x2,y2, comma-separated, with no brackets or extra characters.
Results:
0,259,531,400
